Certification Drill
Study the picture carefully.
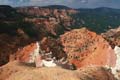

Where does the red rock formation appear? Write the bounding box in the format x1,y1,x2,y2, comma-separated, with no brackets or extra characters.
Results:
40,37,67,60
16,42,37,63
18,7,76,36
60,28,116,68
0,33,34,66
9,27,117,69
17,7,77,17
15,37,67,63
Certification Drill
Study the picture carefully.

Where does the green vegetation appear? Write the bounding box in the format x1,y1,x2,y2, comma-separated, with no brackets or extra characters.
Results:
71,8,120,34
0,6,39,37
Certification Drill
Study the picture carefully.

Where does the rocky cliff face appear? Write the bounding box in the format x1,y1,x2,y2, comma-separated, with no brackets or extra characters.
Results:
0,5,120,80
102,27,120,48
15,42,38,63
40,37,67,59
60,28,116,68
0,5,75,66
0,33,35,66
16,37,67,63
17,7,77,17
15,28,117,69
17,7,77,37
0,5,40,66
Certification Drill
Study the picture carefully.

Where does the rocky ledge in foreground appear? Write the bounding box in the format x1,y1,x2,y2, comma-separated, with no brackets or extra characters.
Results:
0,61,115,80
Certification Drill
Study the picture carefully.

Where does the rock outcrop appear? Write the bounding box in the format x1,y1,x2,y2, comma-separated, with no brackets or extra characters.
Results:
17,6,77,37
15,38,67,67
0,5,39,66
60,28,116,68
17,6,77,17
40,37,67,60
0,61,116,80
16,42,39,63
102,27,120,48
0,33,34,66
15,28,117,69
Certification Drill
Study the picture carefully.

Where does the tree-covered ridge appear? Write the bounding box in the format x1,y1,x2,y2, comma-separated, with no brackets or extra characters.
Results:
0,5,38,37
71,7,120,33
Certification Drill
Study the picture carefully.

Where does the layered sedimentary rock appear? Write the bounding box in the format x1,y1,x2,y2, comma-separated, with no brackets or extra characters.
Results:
60,28,116,68
17,6,77,17
16,42,39,63
15,28,117,69
17,7,77,37
15,38,67,67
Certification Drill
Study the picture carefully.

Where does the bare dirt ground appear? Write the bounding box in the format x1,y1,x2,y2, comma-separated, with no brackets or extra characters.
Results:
0,61,115,80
